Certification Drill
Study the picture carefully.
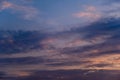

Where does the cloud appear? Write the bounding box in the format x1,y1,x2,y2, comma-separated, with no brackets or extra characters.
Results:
1,70,120,80
0,17,120,75
73,6,101,20
0,1,39,20
73,2,120,21
74,12,101,19
62,17,120,69
0,31,46,54
1,3,120,78
0,57,47,65
1,17,120,72
102,3,120,18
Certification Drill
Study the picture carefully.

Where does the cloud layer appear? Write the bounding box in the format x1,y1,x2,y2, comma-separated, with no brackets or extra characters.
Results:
0,17,120,78
0,0,120,79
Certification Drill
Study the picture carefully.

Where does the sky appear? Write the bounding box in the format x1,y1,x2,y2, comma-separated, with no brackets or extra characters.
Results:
0,0,120,80
0,0,120,31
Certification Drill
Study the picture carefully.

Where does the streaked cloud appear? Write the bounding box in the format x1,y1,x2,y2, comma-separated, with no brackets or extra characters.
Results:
0,17,120,77
0,1,39,20
0,0,120,79
73,6,101,20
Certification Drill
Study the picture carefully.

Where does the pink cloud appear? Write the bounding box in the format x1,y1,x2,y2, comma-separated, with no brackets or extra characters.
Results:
73,6,101,20
0,1,39,20
74,12,101,19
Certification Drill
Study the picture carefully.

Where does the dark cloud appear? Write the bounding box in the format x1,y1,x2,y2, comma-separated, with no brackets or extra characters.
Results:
1,0,120,79
1,17,120,78
2,70,120,80
61,43,120,57
0,31,47,54
46,61,90,67
86,63,112,67
0,72,6,78
0,57,54,65
75,18,120,38
60,17,120,55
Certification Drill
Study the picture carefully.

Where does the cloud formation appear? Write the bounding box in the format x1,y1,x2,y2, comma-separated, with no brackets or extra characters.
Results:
73,6,101,20
0,17,120,77
0,1,39,20
1,0,120,79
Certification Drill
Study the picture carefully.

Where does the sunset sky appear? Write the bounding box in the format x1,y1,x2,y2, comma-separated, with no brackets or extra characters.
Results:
0,0,120,80
0,0,120,31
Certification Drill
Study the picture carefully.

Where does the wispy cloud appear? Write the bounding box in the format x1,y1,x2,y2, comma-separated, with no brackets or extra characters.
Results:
73,2,120,21
0,1,39,20
102,3,120,18
73,6,101,20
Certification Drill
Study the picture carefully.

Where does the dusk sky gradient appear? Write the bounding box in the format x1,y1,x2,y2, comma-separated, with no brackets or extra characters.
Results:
0,0,120,80
0,0,120,31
